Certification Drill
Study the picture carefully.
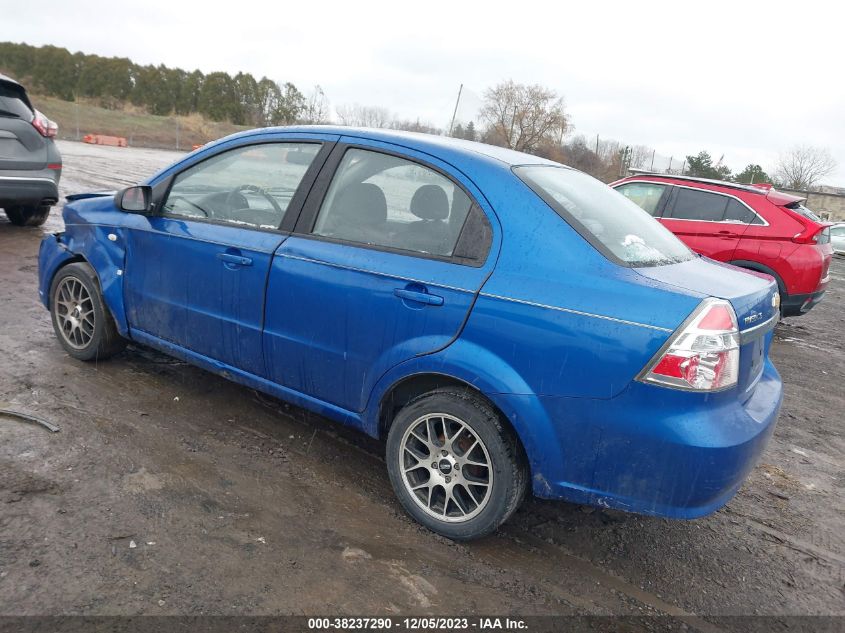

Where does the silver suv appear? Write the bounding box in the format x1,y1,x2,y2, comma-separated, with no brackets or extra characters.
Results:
0,73,61,226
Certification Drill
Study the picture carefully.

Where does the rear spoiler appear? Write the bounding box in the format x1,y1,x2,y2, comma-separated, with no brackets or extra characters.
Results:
766,189,805,206
746,183,806,206
0,74,34,113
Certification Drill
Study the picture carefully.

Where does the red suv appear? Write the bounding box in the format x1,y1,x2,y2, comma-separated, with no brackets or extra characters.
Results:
611,175,832,316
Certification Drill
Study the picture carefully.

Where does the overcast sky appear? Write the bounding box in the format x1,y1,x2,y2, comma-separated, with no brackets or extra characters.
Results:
2,0,843,183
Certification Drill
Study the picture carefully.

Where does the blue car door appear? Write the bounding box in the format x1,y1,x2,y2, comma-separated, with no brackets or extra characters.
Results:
124,138,332,375
262,140,498,413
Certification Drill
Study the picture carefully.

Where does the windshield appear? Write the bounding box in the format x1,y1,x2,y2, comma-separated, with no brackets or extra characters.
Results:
514,166,694,267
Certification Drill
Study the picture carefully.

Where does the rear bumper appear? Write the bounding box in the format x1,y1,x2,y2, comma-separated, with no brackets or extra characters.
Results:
782,288,825,316
507,359,782,518
0,174,60,206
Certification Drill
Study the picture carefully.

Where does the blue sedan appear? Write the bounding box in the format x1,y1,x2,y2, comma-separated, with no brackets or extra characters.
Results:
38,127,782,540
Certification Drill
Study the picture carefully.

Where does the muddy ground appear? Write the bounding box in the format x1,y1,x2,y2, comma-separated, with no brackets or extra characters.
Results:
0,142,843,624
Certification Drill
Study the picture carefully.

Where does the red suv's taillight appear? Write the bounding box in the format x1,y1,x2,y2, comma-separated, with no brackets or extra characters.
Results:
792,225,827,244
638,299,740,392
32,109,58,138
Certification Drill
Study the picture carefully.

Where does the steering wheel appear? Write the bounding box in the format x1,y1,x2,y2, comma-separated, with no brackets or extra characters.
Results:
225,184,283,215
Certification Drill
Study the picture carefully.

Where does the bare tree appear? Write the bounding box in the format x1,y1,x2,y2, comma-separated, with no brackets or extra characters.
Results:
300,85,330,124
774,145,837,190
335,103,392,128
629,145,654,170
480,80,568,153
389,118,442,135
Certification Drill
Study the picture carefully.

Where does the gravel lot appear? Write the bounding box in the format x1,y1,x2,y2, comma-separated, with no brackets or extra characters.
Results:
1,141,843,626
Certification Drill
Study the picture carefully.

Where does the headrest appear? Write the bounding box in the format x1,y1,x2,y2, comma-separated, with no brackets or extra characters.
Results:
335,183,387,225
410,184,449,221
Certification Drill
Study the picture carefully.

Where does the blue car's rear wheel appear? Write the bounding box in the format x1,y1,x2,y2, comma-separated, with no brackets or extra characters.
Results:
49,262,126,361
386,389,527,540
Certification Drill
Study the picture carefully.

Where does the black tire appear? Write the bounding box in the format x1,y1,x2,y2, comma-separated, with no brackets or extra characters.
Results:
5,204,51,227
49,262,127,361
386,389,528,541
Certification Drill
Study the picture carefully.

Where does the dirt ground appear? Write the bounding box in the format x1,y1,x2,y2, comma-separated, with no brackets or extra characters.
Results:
0,141,843,624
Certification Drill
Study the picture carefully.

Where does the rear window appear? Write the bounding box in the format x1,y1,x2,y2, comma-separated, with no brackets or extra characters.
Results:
515,166,693,267
0,83,33,119
786,202,822,222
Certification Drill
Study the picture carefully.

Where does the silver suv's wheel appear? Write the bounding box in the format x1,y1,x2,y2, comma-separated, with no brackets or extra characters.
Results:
387,389,528,540
5,204,50,226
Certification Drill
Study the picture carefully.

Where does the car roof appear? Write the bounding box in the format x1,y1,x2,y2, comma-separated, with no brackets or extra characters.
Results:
230,125,562,168
618,172,806,206
621,172,773,194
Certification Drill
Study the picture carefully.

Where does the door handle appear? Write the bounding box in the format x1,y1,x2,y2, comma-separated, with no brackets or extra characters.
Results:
717,230,737,238
394,288,444,306
217,252,253,266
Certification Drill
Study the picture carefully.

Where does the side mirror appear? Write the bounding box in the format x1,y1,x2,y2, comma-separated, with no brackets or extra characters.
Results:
116,185,153,214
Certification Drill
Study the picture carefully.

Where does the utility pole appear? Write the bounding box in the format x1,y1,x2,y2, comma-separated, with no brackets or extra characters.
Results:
448,84,463,136
175,118,180,151
650,149,656,171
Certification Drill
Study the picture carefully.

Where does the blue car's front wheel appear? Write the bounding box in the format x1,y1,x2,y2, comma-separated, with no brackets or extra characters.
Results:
386,389,528,540
49,262,126,361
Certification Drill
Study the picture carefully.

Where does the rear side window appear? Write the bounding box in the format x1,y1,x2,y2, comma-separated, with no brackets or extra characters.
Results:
724,199,764,225
515,166,693,267
313,148,474,257
666,188,728,221
0,83,33,119
614,182,667,216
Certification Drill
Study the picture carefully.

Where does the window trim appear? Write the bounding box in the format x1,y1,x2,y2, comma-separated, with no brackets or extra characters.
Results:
617,180,769,226
156,139,333,234
293,142,493,268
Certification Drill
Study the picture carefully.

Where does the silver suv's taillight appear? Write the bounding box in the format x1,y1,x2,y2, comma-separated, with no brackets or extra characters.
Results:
32,109,58,138
638,298,740,392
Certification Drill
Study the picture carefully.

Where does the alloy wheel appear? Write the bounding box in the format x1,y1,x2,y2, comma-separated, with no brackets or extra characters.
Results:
54,276,95,350
399,413,494,522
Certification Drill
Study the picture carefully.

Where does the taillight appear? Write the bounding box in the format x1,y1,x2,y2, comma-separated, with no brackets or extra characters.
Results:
792,225,826,244
32,109,58,138
639,299,740,392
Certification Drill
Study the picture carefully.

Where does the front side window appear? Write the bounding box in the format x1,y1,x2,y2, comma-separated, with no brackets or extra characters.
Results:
666,188,728,222
162,143,321,229
313,148,473,257
515,165,693,267
615,182,667,216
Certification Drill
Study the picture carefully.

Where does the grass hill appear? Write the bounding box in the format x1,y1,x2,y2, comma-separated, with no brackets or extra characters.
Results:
31,95,251,150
